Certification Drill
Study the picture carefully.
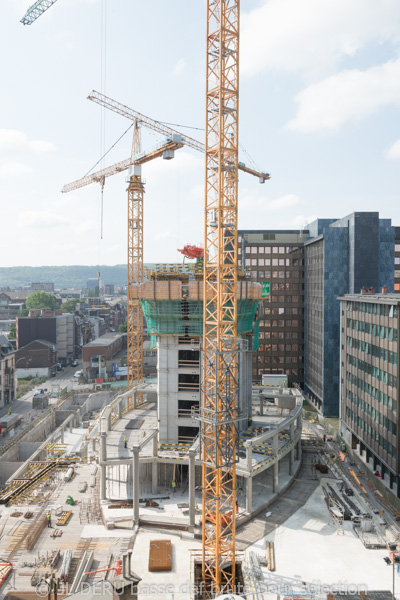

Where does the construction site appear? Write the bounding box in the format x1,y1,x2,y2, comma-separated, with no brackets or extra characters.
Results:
0,1,397,599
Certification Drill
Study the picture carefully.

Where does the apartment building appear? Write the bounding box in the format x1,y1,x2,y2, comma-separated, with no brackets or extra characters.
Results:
17,313,75,365
339,292,400,495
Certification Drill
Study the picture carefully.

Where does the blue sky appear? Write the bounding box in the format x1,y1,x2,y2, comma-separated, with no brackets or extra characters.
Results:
1,0,399,267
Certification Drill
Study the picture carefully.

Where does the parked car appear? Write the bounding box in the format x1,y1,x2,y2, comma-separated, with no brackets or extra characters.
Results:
33,388,47,396
71,359,78,367
74,369,83,378
56,363,62,371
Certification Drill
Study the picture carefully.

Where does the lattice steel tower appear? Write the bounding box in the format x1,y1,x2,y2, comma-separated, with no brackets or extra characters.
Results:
127,123,144,400
201,0,240,595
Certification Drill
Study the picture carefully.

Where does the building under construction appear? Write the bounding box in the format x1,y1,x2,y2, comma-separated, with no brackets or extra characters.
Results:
0,278,304,597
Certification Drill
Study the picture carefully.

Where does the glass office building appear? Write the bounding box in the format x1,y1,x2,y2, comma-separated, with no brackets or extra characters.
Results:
238,230,307,387
340,293,400,495
305,213,395,417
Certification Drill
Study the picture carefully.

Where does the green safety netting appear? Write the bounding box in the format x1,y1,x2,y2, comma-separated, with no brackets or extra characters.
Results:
141,299,259,349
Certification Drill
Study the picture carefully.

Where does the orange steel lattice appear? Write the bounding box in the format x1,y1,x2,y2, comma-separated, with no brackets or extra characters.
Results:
127,157,144,403
201,0,240,595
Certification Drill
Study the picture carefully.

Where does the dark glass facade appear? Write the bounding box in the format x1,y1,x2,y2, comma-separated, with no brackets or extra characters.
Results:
305,213,395,417
238,230,306,387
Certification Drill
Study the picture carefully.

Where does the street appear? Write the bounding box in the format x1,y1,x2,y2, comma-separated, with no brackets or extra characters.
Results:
0,360,84,444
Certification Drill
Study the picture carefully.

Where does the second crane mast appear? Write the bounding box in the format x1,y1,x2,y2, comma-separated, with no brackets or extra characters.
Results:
127,122,144,401
63,115,184,403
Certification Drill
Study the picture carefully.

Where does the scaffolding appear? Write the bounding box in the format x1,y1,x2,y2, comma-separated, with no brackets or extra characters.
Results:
141,299,259,342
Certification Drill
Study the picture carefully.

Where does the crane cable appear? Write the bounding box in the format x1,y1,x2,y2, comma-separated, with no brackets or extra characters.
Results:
99,0,107,243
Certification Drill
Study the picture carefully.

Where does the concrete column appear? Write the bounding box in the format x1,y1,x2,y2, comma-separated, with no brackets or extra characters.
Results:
151,426,158,494
289,422,295,475
69,419,73,433
189,450,196,530
246,477,253,514
153,435,158,458
272,433,279,493
107,413,112,431
60,426,64,444
132,447,140,525
118,401,123,420
151,460,158,494
273,433,278,456
92,438,96,452
100,432,107,501
246,442,252,472
289,449,295,475
133,391,137,410
259,396,264,416
296,438,302,462
273,462,279,493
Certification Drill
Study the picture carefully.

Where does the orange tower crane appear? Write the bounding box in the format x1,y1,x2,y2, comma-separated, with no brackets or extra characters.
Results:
85,91,269,419
62,115,184,402
201,0,265,595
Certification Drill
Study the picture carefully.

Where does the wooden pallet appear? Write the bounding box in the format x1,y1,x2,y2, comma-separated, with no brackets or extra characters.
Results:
56,510,72,526
50,529,63,538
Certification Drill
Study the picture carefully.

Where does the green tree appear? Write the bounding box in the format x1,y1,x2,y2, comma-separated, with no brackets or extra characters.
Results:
18,308,29,317
119,321,127,333
61,299,83,313
26,291,56,311
8,326,16,339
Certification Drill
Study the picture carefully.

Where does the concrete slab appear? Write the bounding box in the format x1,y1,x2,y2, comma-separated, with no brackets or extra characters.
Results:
130,529,201,600
247,484,393,597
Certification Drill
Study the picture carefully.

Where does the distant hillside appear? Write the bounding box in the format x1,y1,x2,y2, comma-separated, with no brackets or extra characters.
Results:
0,265,128,289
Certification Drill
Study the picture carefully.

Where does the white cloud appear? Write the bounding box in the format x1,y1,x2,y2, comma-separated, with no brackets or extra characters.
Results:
241,0,400,77
0,129,55,153
0,162,33,178
387,139,400,160
18,211,71,229
278,214,318,229
29,139,55,152
240,191,304,213
173,58,186,75
285,57,400,133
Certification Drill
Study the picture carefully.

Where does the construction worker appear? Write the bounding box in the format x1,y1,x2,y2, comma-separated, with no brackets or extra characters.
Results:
172,480,176,495
323,433,326,444
47,512,51,528
123,435,127,449
7,408,11,415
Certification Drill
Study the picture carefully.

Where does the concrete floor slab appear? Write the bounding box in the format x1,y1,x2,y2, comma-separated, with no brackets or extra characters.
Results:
248,484,394,597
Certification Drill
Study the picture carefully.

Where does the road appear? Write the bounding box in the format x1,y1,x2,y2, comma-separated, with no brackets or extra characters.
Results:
305,417,400,538
0,360,84,444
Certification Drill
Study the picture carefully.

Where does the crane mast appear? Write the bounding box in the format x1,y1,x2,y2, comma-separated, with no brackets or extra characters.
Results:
202,0,240,595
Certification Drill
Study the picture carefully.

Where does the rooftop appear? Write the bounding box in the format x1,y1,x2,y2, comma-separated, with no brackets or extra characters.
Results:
83,332,126,348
